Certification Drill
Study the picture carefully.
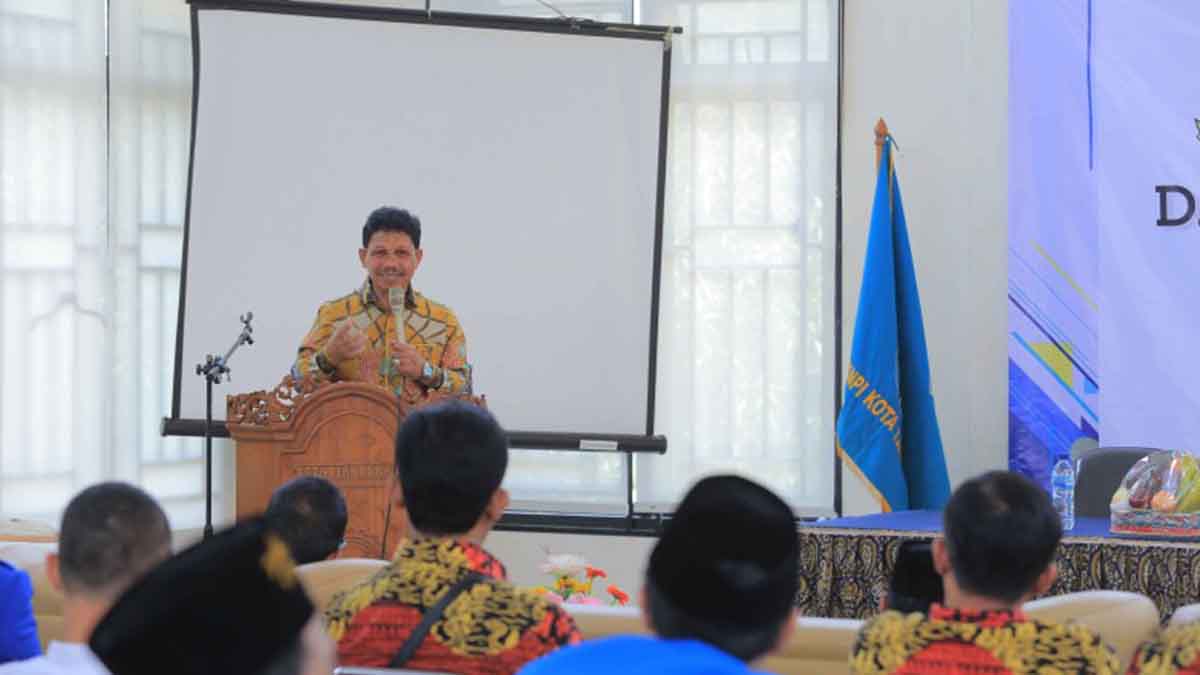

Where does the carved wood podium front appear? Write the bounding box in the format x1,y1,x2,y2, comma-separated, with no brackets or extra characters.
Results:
227,378,411,559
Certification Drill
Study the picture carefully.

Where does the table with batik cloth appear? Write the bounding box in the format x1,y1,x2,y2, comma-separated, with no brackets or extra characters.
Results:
797,510,1200,622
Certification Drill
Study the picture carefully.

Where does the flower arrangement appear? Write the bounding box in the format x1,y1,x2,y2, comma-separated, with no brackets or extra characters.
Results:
533,553,630,606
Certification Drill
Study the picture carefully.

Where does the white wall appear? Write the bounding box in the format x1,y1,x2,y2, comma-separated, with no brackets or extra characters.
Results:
839,0,1009,514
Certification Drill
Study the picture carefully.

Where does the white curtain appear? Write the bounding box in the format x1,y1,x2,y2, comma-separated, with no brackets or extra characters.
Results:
0,0,836,523
0,0,106,517
0,0,232,528
638,0,838,513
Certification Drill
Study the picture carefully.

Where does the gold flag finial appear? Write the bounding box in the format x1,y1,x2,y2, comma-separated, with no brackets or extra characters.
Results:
874,118,890,168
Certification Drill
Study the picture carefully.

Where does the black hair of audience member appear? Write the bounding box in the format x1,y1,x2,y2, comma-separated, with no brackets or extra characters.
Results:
644,475,799,663
362,206,421,248
393,400,508,536
886,539,943,614
643,580,784,662
57,482,171,598
264,475,348,565
942,470,1062,604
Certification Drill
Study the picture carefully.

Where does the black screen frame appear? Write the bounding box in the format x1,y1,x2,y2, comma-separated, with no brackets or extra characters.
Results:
168,0,679,457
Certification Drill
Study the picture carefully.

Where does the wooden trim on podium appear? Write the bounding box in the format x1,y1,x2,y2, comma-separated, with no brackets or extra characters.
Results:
226,380,405,442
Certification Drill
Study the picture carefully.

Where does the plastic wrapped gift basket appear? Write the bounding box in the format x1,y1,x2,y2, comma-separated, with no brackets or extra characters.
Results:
1110,449,1200,538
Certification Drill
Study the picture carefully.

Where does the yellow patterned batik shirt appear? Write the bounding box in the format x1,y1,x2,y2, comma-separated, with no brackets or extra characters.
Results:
1128,622,1200,675
850,605,1119,675
325,538,581,674
293,280,471,402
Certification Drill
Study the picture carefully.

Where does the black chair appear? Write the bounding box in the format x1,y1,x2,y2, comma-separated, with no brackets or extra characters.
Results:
1074,446,1159,518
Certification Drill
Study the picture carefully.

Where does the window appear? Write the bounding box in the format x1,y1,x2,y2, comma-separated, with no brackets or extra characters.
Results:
0,0,231,528
638,0,838,514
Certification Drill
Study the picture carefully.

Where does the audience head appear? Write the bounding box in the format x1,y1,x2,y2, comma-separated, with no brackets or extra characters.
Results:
937,470,1062,606
90,517,332,675
393,400,509,538
884,539,943,614
362,205,421,249
265,475,348,564
644,475,799,662
49,482,171,602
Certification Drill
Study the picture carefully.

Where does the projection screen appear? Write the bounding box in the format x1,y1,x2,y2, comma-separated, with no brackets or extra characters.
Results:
171,1,671,442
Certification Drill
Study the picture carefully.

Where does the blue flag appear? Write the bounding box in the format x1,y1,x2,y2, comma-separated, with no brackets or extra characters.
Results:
836,137,950,512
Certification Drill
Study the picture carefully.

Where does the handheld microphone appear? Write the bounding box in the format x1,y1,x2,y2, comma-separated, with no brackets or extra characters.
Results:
388,287,409,360
388,286,407,328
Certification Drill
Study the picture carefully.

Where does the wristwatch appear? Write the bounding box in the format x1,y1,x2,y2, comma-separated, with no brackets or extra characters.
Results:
421,361,435,382
315,350,337,376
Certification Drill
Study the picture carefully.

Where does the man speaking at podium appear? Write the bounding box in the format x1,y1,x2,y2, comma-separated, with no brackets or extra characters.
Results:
292,206,472,403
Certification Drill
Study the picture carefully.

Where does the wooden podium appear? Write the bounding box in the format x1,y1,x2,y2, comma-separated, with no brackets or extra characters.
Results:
227,376,475,559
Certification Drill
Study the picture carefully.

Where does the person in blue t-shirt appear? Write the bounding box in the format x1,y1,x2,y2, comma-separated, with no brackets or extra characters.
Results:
518,475,800,675
0,561,40,663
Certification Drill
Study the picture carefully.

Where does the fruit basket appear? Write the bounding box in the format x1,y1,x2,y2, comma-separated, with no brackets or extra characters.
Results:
1110,450,1200,538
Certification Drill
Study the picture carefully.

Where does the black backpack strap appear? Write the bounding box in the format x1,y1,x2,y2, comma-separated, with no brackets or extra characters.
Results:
389,571,485,668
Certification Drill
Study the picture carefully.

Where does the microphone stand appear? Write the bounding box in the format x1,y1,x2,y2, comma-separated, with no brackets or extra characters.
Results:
195,312,254,539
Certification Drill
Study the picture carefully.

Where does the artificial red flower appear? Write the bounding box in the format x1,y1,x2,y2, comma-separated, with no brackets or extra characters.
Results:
607,584,630,606
585,566,608,580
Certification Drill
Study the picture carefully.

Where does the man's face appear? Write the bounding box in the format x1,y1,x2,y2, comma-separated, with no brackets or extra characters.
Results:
359,230,423,294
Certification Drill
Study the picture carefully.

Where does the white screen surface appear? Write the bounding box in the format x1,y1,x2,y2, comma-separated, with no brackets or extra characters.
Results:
176,6,666,434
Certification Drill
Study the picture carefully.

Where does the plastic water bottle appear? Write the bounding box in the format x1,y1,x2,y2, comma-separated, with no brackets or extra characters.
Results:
1051,458,1076,531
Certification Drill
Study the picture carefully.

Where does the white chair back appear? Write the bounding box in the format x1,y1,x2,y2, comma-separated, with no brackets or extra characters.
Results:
1025,589,1158,671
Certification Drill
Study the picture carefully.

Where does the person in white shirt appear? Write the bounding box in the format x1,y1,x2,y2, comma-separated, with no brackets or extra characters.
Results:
0,483,170,675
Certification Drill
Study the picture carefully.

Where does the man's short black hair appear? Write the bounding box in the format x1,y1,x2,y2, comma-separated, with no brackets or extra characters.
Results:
394,400,507,536
58,482,171,597
943,470,1062,604
362,206,421,249
264,476,348,565
644,579,783,662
